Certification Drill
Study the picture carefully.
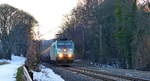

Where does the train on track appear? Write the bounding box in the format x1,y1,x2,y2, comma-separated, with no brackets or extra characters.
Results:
41,40,75,64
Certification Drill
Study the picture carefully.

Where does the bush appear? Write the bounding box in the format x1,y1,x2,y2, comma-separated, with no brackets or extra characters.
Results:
16,66,25,81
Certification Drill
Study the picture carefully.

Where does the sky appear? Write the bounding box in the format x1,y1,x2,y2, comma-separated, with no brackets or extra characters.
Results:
0,0,78,40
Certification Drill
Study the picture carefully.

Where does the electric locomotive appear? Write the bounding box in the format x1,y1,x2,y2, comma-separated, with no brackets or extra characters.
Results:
50,40,74,63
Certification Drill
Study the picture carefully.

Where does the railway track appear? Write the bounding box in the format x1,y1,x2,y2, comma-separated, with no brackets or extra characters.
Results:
64,66,150,81
64,67,116,81
42,63,150,81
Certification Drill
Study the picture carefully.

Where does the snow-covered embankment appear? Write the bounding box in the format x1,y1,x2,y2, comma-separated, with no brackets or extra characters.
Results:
33,65,65,81
0,55,26,81
0,55,65,81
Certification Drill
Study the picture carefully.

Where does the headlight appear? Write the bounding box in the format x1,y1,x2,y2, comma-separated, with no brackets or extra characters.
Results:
58,54,63,58
63,48,67,52
68,54,72,58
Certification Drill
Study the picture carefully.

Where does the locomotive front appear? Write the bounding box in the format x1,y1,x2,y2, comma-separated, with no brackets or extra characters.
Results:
56,40,74,63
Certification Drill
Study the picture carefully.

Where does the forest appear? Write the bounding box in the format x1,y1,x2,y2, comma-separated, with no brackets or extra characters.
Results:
1,0,150,71
0,4,40,70
56,0,150,70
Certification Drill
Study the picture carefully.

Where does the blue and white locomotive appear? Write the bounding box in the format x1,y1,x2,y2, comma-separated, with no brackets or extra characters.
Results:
50,40,74,63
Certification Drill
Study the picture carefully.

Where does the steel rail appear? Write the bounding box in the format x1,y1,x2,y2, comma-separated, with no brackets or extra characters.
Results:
65,67,116,81
42,63,150,81
72,66,150,81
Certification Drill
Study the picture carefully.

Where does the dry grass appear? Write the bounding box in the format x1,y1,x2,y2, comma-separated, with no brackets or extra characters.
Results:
0,62,10,65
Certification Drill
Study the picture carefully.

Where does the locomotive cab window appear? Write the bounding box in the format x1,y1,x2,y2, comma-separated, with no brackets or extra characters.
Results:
57,42,73,48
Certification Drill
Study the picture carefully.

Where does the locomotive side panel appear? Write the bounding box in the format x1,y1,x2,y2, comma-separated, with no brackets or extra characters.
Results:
50,43,55,60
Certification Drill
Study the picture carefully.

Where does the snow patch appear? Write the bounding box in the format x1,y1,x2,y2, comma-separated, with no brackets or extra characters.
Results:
0,55,26,81
0,58,11,63
33,65,65,81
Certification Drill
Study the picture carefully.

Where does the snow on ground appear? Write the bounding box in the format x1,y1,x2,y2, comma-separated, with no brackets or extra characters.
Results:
33,65,65,81
0,55,26,81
